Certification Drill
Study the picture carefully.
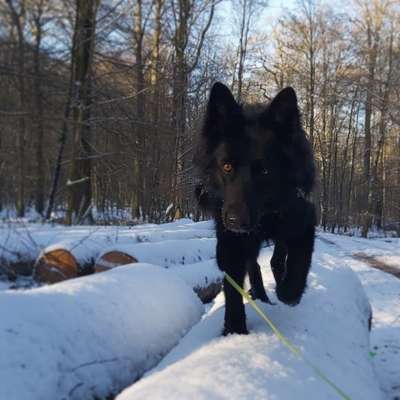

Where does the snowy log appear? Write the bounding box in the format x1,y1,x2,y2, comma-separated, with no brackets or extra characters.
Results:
171,260,223,304
34,239,105,283
95,242,222,303
34,248,79,283
0,264,203,400
0,219,216,282
94,239,222,303
117,249,381,400
96,238,216,269
0,257,34,279
94,250,138,272
0,226,38,278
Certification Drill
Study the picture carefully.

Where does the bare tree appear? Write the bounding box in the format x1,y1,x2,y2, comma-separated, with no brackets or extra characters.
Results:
5,0,28,217
66,0,100,224
232,0,266,101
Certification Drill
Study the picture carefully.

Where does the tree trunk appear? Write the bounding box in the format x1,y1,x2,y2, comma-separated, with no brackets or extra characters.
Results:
32,11,45,216
361,14,380,238
172,0,190,216
66,0,99,225
236,0,248,102
149,0,163,215
131,0,146,220
6,0,27,217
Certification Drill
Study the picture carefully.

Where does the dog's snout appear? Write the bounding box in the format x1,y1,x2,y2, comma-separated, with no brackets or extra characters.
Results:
223,208,251,232
227,214,237,223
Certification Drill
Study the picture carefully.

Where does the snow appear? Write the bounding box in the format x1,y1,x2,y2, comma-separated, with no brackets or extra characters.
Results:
0,264,203,400
117,242,382,400
1,220,399,399
0,280,9,291
315,233,400,399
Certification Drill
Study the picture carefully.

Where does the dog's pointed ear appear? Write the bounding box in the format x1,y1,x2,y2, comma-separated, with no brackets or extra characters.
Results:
209,82,237,113
204,82,240,136
266,87,300,134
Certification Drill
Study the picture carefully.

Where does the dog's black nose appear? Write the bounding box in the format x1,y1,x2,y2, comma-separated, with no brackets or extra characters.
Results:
223,211,250,232
228,215,237,223
224,212,238,227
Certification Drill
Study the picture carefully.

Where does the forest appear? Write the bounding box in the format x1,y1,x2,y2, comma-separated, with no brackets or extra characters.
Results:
0,0,399,237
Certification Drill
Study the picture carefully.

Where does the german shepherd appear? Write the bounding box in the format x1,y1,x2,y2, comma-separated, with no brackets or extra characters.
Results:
195,82,316,335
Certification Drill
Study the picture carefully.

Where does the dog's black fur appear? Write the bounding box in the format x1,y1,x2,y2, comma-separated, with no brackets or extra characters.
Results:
194,82,316,335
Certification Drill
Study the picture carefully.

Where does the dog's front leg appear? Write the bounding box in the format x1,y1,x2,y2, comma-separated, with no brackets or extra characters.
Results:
275,225,315,306
247,261,272,304
222,263,247,335
216,232,260,335
271,241,287,284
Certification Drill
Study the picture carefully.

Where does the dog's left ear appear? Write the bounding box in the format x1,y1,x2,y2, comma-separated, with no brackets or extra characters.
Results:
266,87,300,134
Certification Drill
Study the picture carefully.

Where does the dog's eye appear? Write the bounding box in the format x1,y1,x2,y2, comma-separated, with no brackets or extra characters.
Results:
222,163,233,173
262,168,269,175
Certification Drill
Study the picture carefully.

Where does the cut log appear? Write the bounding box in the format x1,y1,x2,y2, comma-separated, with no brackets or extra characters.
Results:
95,251,138,272
0,264,203,400
34,249,79,283
96,239,216,269
95,248,222,304
193,281,222,304
173,260,223,304
33,239,104,284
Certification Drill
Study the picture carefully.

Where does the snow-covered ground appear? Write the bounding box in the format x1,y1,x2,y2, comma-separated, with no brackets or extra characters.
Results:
118,242,380,400
315,232,400,400
0,220,399,399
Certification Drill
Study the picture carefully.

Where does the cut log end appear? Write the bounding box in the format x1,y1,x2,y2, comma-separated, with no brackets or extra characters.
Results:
193,280,222,303
0,259,34,280
34,249,79,284
95,251,138,273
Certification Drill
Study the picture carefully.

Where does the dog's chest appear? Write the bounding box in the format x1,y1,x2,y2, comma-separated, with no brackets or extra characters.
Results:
257,213,282,239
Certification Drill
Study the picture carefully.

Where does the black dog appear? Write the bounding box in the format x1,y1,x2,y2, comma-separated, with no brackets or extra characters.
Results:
195,82,316,335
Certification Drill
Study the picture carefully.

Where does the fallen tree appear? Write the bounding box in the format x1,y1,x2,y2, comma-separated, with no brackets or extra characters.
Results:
34,238,222,303
0,264,203,400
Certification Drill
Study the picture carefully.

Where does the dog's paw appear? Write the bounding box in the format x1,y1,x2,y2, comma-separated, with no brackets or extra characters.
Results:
275,283,304,306
223,324,249,336
248,288,275,305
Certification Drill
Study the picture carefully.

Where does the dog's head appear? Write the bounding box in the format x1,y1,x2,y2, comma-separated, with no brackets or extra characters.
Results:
198,82,312,233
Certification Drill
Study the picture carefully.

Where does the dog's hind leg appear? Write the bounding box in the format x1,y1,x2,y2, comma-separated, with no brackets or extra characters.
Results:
275,225,315,306
247,261,273,304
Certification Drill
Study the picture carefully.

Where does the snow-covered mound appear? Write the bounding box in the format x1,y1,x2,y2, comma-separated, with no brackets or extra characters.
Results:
0,264,203,400
117,247,382,400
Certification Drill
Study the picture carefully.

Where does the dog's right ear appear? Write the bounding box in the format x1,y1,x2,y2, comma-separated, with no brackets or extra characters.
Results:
204,82,240,136
266,87,300,135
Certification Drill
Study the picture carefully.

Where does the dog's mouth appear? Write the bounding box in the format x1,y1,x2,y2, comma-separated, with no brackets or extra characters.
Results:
222,214,255,234
224,225,253,234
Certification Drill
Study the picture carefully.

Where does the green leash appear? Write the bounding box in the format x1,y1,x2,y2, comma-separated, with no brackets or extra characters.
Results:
224,273,352,400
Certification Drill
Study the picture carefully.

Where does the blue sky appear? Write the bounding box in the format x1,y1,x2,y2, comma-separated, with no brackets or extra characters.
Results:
216,0,298,45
